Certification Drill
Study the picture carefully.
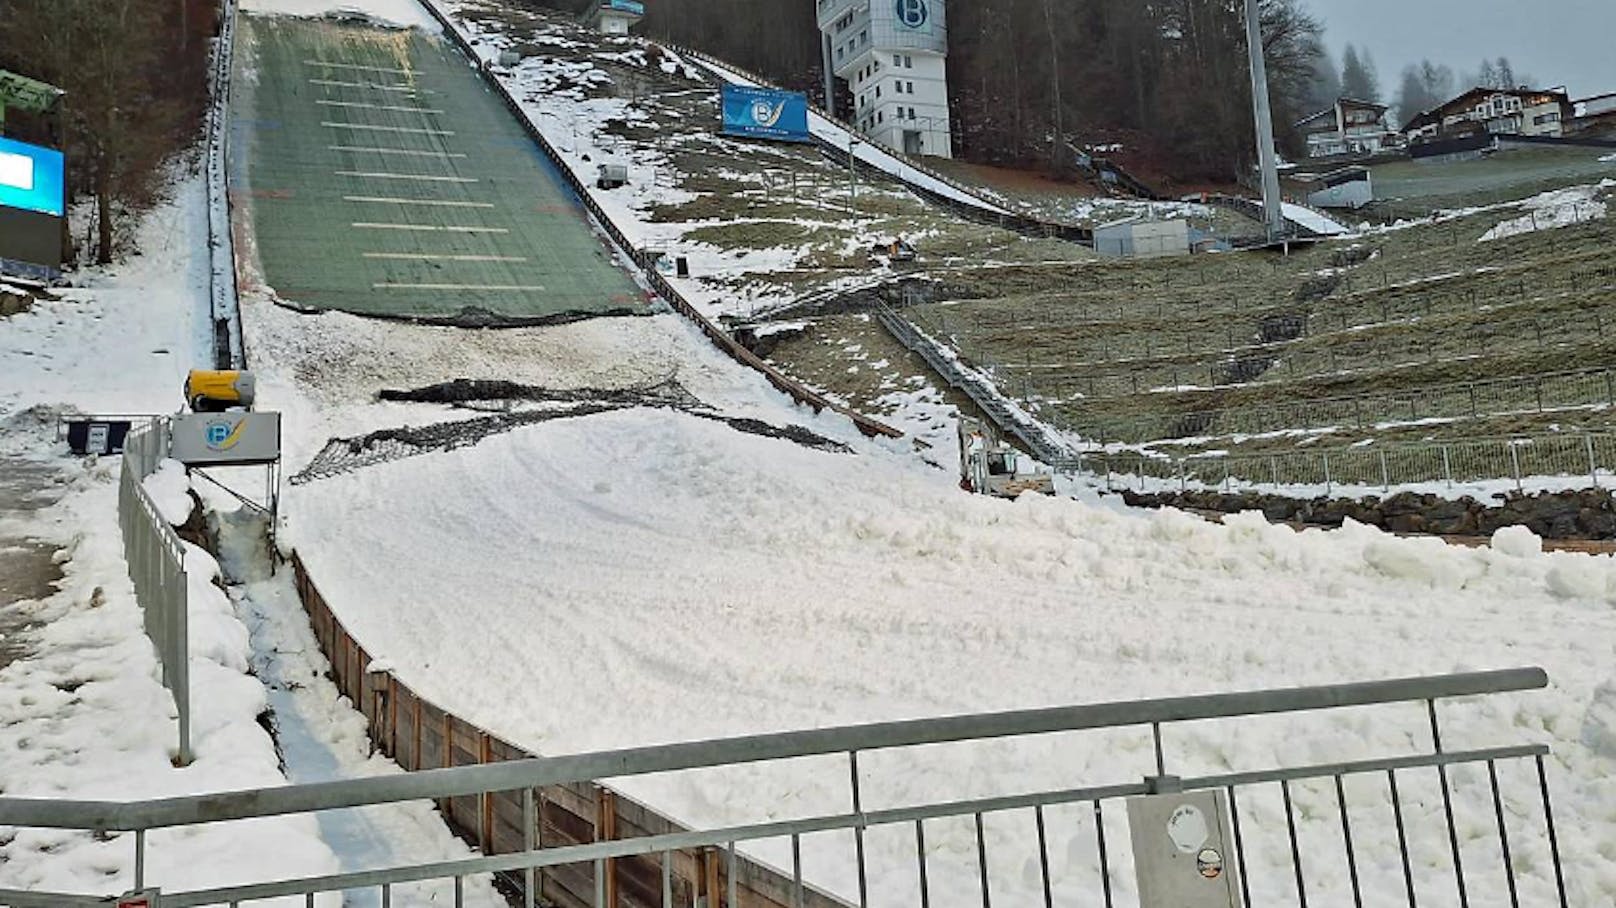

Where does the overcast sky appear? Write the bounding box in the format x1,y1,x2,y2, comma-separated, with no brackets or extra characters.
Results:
1305,0,1616,100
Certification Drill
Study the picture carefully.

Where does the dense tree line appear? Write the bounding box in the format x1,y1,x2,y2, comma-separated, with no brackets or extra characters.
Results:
948,0,1323,180
0,0,217,264
621,0,1326,184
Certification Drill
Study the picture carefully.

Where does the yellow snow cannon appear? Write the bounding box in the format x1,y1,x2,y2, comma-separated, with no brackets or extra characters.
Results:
185,370,256,413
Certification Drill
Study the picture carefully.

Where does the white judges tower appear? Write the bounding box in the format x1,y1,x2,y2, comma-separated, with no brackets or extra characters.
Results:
815,0,953,158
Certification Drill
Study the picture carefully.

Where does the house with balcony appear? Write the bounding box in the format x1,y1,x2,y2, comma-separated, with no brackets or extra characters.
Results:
1295,97,1399,159
1403,86,1574,144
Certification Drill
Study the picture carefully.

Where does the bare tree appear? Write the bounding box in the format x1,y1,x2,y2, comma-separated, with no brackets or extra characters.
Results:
0,0,208,264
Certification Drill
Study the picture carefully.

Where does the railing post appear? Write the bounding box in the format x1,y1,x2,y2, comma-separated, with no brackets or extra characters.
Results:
1442,445,1454,489
1510,443,1523,494
523,788,536,908
1429,701,1470,908
1535,754,1570,908
849,750,869,908
1380,450,1391,492
1589,435,1600,488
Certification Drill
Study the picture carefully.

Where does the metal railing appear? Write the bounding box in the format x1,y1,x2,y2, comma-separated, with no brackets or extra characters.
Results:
207,0,243,370
1072,432,1616,497
952,263,1616,364
117,419,192,765
874,299,1072,465
0,668,1567,908
1018,290,1616,381
1039,367,1616,447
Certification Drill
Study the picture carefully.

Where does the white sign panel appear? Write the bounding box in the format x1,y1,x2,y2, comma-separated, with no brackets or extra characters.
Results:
0,150,34,192
169,412,282,466
1127,790,1242,908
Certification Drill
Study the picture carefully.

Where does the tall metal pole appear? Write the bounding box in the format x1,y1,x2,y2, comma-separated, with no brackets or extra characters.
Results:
1243,0,1286,241
823,33,837,117
849,138,859,215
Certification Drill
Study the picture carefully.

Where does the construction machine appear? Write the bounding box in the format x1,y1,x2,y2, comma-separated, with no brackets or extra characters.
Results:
958,417,1056,498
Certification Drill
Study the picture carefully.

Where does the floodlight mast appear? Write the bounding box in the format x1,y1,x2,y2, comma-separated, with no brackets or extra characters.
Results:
1243,0,1287,241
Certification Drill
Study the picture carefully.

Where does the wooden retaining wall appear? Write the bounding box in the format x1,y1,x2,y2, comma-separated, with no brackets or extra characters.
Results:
291,553,846,908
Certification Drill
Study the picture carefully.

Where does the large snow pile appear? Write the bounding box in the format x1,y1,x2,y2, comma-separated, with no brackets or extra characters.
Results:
1479,180,1611,242
288,406,1616,906
142,458,196,526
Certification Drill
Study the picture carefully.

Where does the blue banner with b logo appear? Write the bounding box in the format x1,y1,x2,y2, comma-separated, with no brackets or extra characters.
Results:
721,85,812,143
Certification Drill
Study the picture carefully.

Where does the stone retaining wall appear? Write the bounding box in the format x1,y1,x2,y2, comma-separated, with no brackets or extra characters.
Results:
1122,487,1616,540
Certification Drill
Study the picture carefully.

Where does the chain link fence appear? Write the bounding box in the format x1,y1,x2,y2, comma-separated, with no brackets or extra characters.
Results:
1066,433,1616,497
1047,367,1616,446
901,290,1616,447
966,266,1616,388
117,419,191,765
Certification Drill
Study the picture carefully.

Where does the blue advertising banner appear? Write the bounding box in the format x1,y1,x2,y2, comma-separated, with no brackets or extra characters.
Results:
605,0,644,13
721,85,811,143
0,136,65,218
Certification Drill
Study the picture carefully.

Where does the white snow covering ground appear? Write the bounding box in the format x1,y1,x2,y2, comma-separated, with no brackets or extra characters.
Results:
0,459,344,903
220,9,1616,905
1280,201,1349,236
0,178,346,901
0,174,505,904
13,5,1604,906
241,0,440,31
286,405,1616,907
202,492,506,907
0,179,213,419
1479,180,1612,242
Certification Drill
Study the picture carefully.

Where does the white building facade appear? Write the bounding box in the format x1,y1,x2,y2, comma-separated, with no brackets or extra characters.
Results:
815,0,953,158
589,0,643,35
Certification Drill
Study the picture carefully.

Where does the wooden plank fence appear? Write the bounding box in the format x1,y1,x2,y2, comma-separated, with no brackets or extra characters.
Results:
291,552,848,908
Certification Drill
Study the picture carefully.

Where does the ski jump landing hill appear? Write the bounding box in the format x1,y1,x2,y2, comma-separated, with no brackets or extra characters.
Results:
227,3,900,439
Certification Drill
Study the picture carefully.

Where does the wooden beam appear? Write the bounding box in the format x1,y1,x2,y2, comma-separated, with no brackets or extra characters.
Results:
704,847,722,908
598,787,619,908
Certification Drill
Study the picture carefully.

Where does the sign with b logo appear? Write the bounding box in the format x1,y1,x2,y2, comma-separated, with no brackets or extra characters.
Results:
895,0,928,29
